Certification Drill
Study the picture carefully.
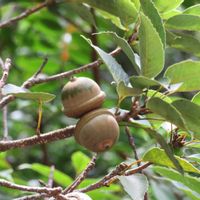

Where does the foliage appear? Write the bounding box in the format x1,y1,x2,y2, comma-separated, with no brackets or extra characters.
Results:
0,0,200,199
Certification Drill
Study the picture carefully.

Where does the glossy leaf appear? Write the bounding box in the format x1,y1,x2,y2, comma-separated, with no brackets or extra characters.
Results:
147,97,186,130
117,81,143,104
164,60,200,92
166,31,200,57
130,76,163,89
172,99,200,135
78,0,138,25
165,14,200,31
153,166,200,194
18,163,73,187
192,92,200,106
96,31,140,74
183,4,200,16
152,0,183,13
139,13,164,78
71,151,90,175
118,174,148,200
83,36,129,84
143,148,200,174
140,0,166,48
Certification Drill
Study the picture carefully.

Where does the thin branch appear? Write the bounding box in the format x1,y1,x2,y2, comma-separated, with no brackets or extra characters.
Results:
0,179,62,195
48,165,55,188
79,162,129,193
0,58,11,89
125,126,140,166
2,106,8,140
0,1,56,29
0,125,75,152
0,47,122,109
63,153,98,194
14,193,50,200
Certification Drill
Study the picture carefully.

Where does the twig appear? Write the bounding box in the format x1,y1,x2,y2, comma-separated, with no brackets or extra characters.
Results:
14,193,50,200
48,165,55,188
0,46,122,109
0,58,11,90
79,162,129,193
0,125,75,152
63,153,98,194
0,179,62,195
2,106,8,140
125,126,140,166
0,1,55,29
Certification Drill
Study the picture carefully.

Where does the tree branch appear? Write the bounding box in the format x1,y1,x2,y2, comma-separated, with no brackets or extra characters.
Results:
0,126,75,152
0,0,57,29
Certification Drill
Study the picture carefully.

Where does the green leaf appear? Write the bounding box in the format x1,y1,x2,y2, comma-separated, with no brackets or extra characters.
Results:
96,31,140,74
143,129,183,174
117,81,143,104
118,174,148,200
0,153,11,169
161,10,182,20
172,99,200,135
146,90,172,103
130,75,164,89
183,4,200,16
186,142,200,149
164,60,200,92
165,14,200,31
152,0,183,13
83,36,129,84
187,154,200,163
140,0,166,48
143,147,200,174
153,166,200,194
192,92,200,106
139,13,164,78
18,163,73,187
166,31,200,57
78,0,138,26
147,97,186,130
71,151,90,175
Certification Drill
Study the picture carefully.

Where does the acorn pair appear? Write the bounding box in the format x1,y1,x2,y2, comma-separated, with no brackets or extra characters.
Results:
61,77,119,153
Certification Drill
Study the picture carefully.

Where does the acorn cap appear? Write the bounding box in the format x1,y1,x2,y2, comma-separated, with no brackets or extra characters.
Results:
61,77,106,118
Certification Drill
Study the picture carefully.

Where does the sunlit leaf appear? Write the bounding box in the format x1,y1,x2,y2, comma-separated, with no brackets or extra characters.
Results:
143,148,200,174
183,4,200,16
118,174,148,200
140,0,166,48
71,151,90,175
164,60,200,92
192,92,200,106
139,13,164,78
165,14,200,31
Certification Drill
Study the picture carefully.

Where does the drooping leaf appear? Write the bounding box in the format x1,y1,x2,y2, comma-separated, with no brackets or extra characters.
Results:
147,97,186,130
117,81,143,104
71,151,90,175
96,31,140,74
165,14,200,31
118,174,148,200
130,76,163,89
172,99,200,135
140,0,166,48
192,91,200,106
152,0,183,13
18,163,73,187
166,31,200,57
183,4,200,16
77,0,138,26
164,60,200,92
139,13,164,78
2,84,55,102
143,147,200,174
153,166,200,194
83,36,129,84
143,129,183,174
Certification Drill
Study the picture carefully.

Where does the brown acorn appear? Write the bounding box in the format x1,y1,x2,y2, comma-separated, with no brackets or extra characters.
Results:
74,108,119,152
61,77,106,118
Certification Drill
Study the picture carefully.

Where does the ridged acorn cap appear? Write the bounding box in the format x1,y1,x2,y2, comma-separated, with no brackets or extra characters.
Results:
74,108,119,152
61,77,105,118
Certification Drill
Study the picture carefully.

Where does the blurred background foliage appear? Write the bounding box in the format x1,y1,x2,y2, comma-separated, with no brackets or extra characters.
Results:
0,0,200,199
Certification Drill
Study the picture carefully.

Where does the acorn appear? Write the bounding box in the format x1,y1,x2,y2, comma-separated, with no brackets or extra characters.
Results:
61,77,106,118
74,108,119,152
